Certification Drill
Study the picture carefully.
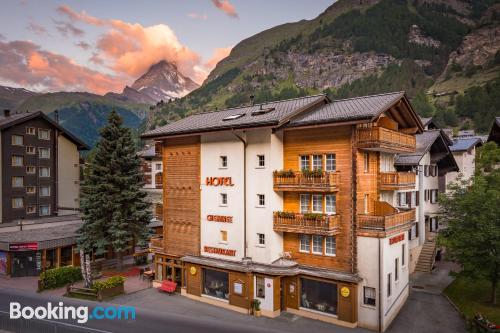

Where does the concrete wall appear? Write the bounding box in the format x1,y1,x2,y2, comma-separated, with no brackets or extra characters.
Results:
57,135,80,216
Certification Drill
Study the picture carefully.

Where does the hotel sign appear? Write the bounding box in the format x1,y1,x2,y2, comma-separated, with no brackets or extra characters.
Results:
204,246,236,257
207,215,233,223
9,242,38,251
205,177,234,186
389,233,405,245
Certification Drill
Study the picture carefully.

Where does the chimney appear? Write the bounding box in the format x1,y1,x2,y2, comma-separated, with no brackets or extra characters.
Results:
250,95,255,106
3,109,10,117
54,110,59,124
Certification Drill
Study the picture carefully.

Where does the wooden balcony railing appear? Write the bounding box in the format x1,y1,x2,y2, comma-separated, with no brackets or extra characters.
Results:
357,126,416,153
273,170,340,192
358,207,416,232
273,212,341,236
149,237,164,250
379,172,416,190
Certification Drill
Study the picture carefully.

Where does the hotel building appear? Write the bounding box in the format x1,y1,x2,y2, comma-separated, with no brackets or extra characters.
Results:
142,92,424,331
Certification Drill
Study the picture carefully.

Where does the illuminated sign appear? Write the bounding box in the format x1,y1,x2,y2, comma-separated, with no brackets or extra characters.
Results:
205,177,234,186
9,242,38,251
204,246,236,256
207,215,233,223
389,233,405,245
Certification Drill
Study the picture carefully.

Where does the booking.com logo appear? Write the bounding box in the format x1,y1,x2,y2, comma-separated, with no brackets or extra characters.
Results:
10,302,136,323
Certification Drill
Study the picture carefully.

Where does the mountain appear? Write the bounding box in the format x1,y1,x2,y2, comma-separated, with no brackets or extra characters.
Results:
0,85,39,110
149,0,500,134
130,60,199,103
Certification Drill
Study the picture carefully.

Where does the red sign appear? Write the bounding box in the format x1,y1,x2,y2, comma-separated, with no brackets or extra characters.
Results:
207,215,233,223
389,234,405,245
204,246,236,256
205,177,234,186
9,242,38,251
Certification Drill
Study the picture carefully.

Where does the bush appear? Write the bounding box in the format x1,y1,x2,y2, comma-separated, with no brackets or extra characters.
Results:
273,169,295,177
39,266,82,290
303,213,325,220
92,276,125,291
275,211,296,219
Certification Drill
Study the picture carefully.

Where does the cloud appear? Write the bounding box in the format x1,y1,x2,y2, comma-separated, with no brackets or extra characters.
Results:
89,52,104,65
205,47,232,69
187,12,208,20
27,22,49,36
75,41,91,50
0,39,126,94
54,20,85,37
211,0,238,18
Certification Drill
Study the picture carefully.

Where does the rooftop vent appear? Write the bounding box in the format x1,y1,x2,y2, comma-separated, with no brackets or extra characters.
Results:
222,113,245,121
251,104,275,116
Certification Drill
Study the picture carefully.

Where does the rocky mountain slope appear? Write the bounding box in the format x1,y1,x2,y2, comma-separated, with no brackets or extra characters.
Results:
0,86,39,110
150,0,500,133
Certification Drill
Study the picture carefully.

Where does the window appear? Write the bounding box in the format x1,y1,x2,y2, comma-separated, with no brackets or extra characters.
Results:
39,148,50,159
257,233,265,246
364,153,370,173
26,186,36,194
387,273,392,297
299,234,310,252
312,235,323,254
155,163,162,171
325,236,336,256
300,194,310,213
220,230,227,242
363,287,376,306
430,190,437,204
395,258,399,281
325,194,336,214
26,146,35,154
256,276,265,298
12,135,23,146
38,129,50,140
402,244,406,266
12,197,24,208
325,154,336,171
12,155,23,167
257,194,265,207
39,205,50,216
397,192,407,207
39,167,50,177
312,155,323,170
220,193,227,206
26,205,36,214
220,155,227,168
364,194,369,214
40,186,50,197
257,155,265,168
26,166,36,174
300,155,310,170
203,269,229,300
409,223,418,240
26,127,35,135
300,278,338,315
312,194,323,213
12,176,23,188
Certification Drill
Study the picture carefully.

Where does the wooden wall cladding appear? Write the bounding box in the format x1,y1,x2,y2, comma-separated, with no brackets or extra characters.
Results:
162,136,201,256
186,263,202,296
229,271,251,309
273,276,281,311
282,126,354,272
356,150,379,215
283,276,299,309
337,282,358,323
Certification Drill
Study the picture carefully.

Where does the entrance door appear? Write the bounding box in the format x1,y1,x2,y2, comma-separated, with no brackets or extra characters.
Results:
283,277,298,310
12,251,38,277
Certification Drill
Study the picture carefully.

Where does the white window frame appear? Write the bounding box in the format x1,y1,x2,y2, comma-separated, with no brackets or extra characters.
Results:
325,154,336,172
312,235,323,254
325,194,336,215
300,155,310,171
26,146,35,155
39,186,51,197
300,194,310,213
363,287,376,307
256,276,265,299
155,163,162,171
299,234,310,253
26,205,36,214
257,194,265,207
26,127,35,135
39,147,50,159
39,204,51,216
325,236,336,256
38,129,50,140
26,166,36,174
12,155,23,167
12,197,24,209
312,155,323,171
11,135,23,146
312,194,323,213
220,193,228,206
26,186,36,194
39,167,50,178
257,233,265,246
257,155,265,168
12,176,23,188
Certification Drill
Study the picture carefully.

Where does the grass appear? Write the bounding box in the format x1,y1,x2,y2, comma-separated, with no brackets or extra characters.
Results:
444,274,500,323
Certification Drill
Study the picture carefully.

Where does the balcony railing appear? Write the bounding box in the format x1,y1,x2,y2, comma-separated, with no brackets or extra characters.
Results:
357,126,416,153
358,205,416,232
273,170,340,192
149,237,164,250
379,172,416,190
273,212,341,236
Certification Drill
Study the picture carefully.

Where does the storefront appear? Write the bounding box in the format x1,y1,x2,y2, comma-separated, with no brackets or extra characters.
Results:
153,253,185,291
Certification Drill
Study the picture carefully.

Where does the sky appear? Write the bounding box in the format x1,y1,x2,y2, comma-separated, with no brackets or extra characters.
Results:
0,0,334,95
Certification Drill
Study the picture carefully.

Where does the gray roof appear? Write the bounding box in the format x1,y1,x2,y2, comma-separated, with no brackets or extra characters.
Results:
420,117,432,127
142,94,328,138
395,130,442,165
450,137,482,152
287,91,405,127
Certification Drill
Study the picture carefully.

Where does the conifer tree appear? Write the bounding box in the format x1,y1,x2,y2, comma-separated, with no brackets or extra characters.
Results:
78,110,151,271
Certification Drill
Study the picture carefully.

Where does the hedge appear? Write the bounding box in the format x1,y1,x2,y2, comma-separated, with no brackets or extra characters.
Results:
92,276,125,291
39,266,82,290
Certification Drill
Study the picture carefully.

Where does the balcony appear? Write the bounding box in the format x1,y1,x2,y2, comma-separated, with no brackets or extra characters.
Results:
149,236,164,251
273,211,341,236
357,126,416,153
358,201,415,233
379,172,416,190
273,170,340,192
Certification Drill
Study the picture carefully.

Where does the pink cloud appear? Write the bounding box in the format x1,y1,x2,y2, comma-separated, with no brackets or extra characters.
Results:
27,22,49,36
205,47,232,69
211,0,238,18
0,39,126,94
188,12,208,20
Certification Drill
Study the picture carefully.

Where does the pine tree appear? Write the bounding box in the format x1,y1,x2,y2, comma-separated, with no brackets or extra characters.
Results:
78,110,151,271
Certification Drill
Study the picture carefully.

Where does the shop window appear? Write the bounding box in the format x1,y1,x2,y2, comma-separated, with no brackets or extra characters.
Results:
325,236,336,256
312,155,323,170
325,154,336,172
300,278,338,315
299,234,310,252
257,155,265,168
256,276,265,298
12,135,23,146
363,287,376,306
300,155,310,170
203,269,229,300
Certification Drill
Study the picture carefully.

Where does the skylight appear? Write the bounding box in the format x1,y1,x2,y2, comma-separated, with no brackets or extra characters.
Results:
222,114,245,121
251,106,275,116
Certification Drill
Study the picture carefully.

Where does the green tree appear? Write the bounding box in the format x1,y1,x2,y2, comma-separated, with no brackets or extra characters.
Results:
78,110,151,270
439,142,500,304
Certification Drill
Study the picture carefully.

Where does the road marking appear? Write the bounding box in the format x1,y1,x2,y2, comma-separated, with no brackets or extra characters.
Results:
0,310,113,333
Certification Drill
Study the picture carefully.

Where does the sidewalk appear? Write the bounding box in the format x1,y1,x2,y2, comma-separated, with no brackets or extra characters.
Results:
410,260,461,294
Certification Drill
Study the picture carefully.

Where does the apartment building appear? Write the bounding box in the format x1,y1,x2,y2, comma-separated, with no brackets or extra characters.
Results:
142,92,423,331
445,137,482,186
0,110,87,277
138,144,163,234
